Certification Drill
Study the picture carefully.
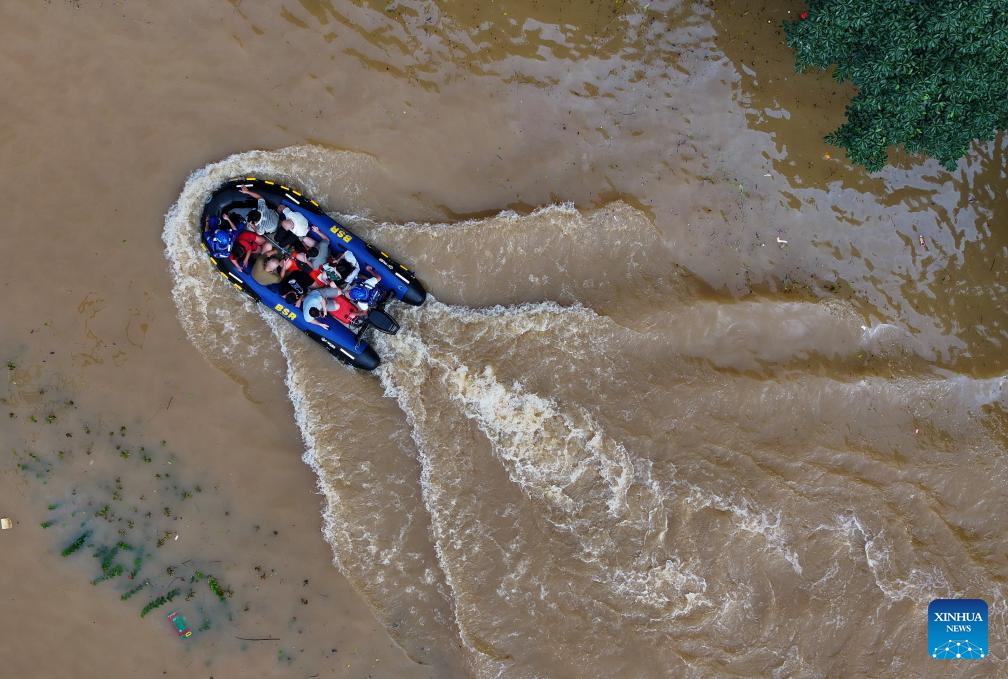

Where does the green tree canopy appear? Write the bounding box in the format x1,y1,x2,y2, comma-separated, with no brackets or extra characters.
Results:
784,0,1008,171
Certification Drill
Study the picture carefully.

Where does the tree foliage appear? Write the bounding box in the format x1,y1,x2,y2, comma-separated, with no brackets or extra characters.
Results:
784,0,1008,171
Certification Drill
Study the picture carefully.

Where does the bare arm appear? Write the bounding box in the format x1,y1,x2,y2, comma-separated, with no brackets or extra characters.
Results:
238,187,263,200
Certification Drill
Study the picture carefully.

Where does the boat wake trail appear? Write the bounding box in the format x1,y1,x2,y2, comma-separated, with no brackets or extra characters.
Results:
165,148,1008,678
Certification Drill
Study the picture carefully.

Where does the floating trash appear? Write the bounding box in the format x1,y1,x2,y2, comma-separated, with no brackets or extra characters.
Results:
169,610,193,639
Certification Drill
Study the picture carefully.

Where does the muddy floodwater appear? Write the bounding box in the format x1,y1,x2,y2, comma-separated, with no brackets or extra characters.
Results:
1,2,1005,678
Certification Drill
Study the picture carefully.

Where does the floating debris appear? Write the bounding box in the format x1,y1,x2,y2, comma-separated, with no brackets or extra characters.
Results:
168,610,193,639
1,518,12,530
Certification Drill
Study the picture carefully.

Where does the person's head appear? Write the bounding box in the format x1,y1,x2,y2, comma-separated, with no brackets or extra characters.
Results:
247,209,261,225
231,243,248,263
264,257,281,272
306,246,319,259
308,307,322,319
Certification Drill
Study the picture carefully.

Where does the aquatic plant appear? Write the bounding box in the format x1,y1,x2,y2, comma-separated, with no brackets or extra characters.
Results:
90,543,130,585
129,553,144,578
121,580,149,601
62,530,91,557
140,588,181,618
784,0,1008,170
91,564,124,585
208,575,231,601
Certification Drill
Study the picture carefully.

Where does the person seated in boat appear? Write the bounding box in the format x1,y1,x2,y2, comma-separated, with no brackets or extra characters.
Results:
308,240,329,269
346,265,382,311
306,247,331,286
212,210,269,269
302,287,365,330
222,210,246,231
230,230,259,269
238,186,280,238
276,205,318,251
278,258,317,305
252,255,283,286
320,249,360,287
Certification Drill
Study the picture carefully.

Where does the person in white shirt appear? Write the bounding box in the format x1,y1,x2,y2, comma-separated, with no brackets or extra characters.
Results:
277,205,317,250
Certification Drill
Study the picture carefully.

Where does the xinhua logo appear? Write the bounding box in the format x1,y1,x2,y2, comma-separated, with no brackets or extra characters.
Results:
928,599,988,659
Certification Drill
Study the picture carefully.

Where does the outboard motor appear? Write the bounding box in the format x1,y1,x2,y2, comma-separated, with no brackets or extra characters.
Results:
366,309,400,335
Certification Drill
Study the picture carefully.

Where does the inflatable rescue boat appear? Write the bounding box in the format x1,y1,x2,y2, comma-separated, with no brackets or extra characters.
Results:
199,177,426,370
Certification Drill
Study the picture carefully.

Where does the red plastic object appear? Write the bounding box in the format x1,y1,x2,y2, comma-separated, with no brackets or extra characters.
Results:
168,610,193,639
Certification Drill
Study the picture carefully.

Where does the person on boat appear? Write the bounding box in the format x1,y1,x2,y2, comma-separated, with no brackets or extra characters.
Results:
230,230,259,269
222,210,244,230
252,255,283,286
321,249,360,286
276,205,318,251
308,240,329,269
233,230,275,269
299,240,329,284
210,210,267,269
238,186,280,237
303,287,364,330
346,265,382,311
278,259,317,305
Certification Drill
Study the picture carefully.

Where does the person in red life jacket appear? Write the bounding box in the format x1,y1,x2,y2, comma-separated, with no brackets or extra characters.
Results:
231,230,267,268
278,255,320,306
221,210,273,269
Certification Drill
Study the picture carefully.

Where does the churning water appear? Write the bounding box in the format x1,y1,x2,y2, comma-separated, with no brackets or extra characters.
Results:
164,147,1007,678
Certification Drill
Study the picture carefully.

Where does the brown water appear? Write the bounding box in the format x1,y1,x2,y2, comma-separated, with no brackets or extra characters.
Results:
1,1,1005,678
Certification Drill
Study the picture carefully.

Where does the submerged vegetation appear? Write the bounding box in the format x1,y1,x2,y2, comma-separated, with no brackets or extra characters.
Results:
784,0,1008,171
7,389,235,634
5,353,355,672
